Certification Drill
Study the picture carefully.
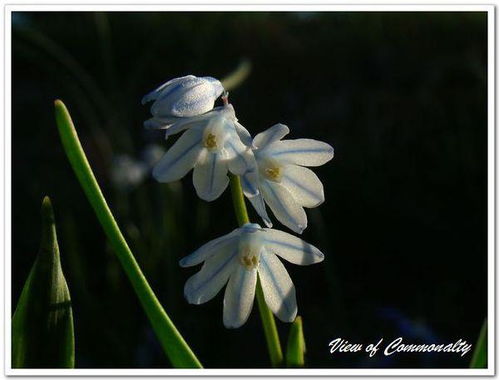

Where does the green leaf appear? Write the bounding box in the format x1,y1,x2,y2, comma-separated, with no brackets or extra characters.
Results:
54,99,202,368
286,316,306,367
221,59,252,91
470,318,487,368
12,196,75,368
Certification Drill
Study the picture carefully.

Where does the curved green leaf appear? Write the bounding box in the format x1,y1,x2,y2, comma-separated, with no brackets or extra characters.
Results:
12,196,75,368
54,99,202,368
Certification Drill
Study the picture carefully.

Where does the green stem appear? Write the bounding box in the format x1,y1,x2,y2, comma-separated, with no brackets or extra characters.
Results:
54,100,202,368
229,174,251,226
229,174,283,367
255,279,283,367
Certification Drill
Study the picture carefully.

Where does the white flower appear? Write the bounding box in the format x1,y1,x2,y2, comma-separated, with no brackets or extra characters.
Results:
152,104,255,201
111,155,147,191
180,223,324,328
142,75,224,130
242,124,334,234
140,144,166,168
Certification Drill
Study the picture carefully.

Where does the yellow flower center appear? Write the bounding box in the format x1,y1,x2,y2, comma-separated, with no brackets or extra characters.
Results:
264,167,281,181
239,248,259,270
203,133,217,149
240,255,259,270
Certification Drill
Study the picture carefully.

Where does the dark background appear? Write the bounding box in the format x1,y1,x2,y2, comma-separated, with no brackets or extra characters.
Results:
12,12,488,368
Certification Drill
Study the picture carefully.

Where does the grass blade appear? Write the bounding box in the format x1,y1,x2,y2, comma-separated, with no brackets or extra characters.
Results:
12,196,75,368
54,99,202,368
469,318,487,368
285,316,306,367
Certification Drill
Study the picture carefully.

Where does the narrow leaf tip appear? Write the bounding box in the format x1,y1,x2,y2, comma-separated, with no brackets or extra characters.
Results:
41,196,55,224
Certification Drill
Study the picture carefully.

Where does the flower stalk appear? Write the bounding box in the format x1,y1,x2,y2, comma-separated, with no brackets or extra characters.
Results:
229,174,284,367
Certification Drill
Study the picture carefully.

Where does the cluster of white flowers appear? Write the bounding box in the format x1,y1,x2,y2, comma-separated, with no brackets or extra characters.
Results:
143,75,334,328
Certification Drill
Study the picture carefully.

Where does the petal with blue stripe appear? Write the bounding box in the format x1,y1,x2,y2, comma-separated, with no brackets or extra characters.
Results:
226,138,256,175
241,170,259,198
142,75,195,105
247,192,273,228
258,250,297,322
281,165,325,208
163,115,211,138
253,123,290,149
184,246,239,305
234,121,254,147
151,76,223,118
266,139,334,167
179,229,240,267
193,150,229,201
152,128,203,182
223,265,257,328
260,180,307,234
151,77,201,116
262,228,325,265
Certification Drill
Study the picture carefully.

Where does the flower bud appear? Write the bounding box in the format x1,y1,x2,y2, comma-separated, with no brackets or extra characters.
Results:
142,75,224,118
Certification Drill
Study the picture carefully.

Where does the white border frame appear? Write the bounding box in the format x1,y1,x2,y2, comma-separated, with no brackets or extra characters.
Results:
2,3,495,377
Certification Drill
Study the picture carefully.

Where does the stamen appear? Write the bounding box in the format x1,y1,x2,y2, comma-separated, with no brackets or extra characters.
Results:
204,133,217,149
265,167,281,181
239,248,259,270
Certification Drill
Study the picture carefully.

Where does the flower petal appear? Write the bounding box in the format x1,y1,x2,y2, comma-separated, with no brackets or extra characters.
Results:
234,121,254,147
193,150,229,201
260,180,307,234
144,116,175,130
144,106,223,133
226,138,256,176
246,192,273,228
151,77,200,116
164,117,208,137
141,75,195,104
152,128,203,182
258,250,297,322
262,228,324,265
281,165,324,208
223,265,257,328
179,229,240,267
265,139,334,167
240,170,259,197
184,246,239,305
253,123,290,149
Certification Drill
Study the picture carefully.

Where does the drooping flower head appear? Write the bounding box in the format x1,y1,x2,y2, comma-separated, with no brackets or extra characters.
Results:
152,104,255,201
180,223,324,328
142,75,224,131
242,124,334,234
